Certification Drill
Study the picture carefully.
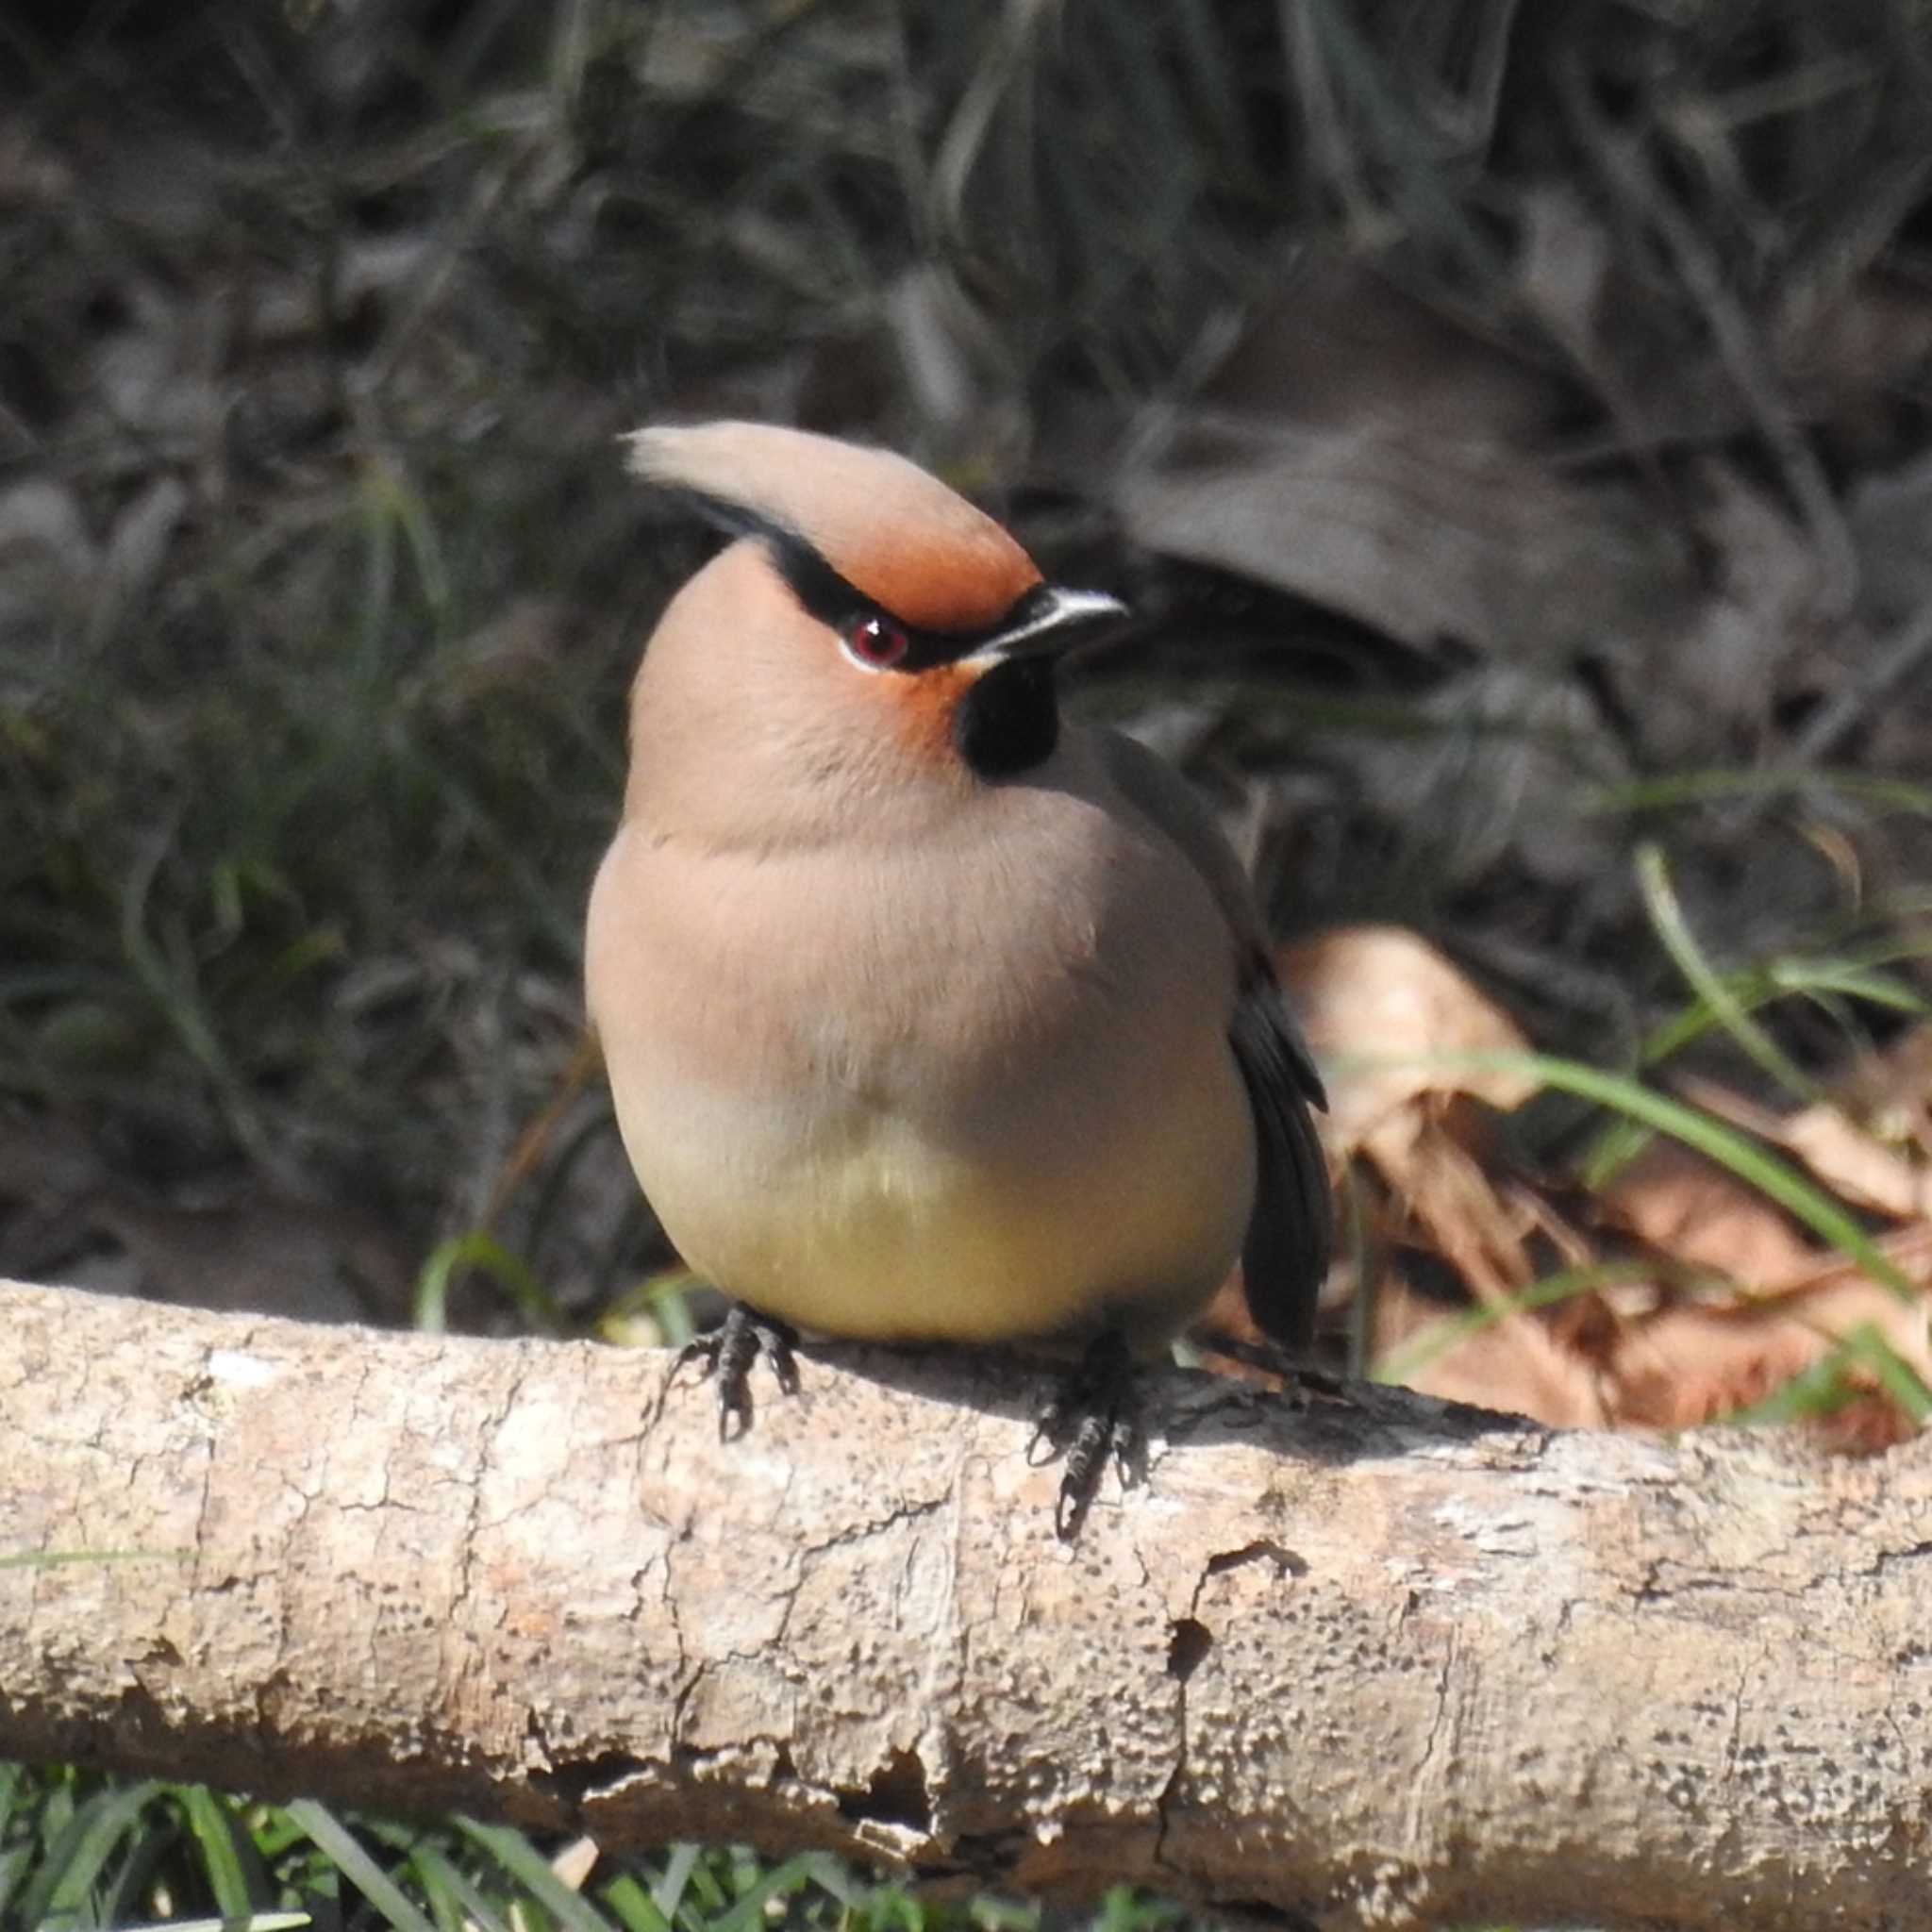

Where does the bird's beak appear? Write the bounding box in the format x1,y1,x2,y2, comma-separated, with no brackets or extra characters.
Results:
963,586,1131,666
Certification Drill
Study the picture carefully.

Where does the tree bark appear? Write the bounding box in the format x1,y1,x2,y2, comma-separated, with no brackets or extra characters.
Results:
0,1277,1925,1930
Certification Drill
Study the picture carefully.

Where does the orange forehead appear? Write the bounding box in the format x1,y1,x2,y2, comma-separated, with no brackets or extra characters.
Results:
837,521,1041,634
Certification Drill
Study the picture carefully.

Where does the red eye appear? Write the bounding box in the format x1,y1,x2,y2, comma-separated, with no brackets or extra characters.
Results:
842,614,909,670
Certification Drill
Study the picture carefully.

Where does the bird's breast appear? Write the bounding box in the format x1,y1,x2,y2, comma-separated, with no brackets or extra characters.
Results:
586,783,1252,1343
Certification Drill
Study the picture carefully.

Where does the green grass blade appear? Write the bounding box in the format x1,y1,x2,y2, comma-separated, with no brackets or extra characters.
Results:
357,458,401,690
599,1871,675,1932
1721,1336,1872,1426
0,1546,189,1571
652,1840,704,1922
1577,943,1932,1187
452,1817,617,1932
1586,767,1932,818
13,1778,162,1929
598,1267,701,1348
1637,842,1822,1106
283,1799,438,1932
0,1845,31,1924
403,1841,508,1932
1579,1112,1657,1192
413,1231,560,1335
1404,1051,1918,1302
966,1897,1038,1932
1841,1324,1932,1426
1771,961,1929,1014
112,1917,311,1931
708,1852,842,1932
1374,1261,1658,1385
175,1785,256,1918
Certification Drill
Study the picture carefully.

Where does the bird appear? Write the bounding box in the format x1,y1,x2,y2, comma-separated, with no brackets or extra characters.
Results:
586,420,1330,1534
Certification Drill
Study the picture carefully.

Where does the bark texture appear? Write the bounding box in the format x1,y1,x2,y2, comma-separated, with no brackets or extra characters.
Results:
1,1275,1927,1930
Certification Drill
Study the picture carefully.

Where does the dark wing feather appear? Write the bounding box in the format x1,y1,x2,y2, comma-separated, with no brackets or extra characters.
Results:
1230,960,1332,1351
1092,729,1332,1350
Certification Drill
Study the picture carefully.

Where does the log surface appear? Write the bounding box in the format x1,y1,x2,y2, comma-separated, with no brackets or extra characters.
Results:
1,1277,1925,1930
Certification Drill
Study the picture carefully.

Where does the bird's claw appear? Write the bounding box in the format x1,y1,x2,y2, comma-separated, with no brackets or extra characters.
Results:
1029,1330,1141,1541
677,1303,800,1440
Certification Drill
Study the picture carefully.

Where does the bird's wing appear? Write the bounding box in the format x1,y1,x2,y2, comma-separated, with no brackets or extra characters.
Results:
1226,969,1333,1348
1095,729,1331,1350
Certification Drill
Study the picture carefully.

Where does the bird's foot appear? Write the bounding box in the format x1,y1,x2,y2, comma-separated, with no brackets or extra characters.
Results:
1029,1329,1141,1541
677,1303,801,1441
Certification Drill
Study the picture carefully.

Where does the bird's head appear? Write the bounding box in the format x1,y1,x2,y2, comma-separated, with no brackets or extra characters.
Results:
618,421,1128,844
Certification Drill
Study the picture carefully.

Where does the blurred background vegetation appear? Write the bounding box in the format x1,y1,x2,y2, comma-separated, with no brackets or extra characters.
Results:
7,0,1932,1330
6,0,1932,1924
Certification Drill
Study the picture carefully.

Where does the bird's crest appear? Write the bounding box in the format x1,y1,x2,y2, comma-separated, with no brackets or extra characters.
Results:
625,421,1041,634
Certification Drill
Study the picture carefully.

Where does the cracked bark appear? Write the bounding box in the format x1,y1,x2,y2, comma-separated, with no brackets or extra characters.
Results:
2,1277,1929,1932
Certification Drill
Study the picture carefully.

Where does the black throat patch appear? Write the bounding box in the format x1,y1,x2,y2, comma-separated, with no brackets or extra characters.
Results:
953,658,1059,778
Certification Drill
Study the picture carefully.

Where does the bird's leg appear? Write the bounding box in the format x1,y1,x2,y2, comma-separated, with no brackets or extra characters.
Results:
677,1302,801,1440
1029,1328,1140,1541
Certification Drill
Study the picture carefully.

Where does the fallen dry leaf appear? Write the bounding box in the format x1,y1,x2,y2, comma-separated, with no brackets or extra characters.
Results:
1373,1266,1609,1429
1279,924,1538,1152
1602,1241,1932,1451
1778,1104,1932,1221
1828,1019,1932,1149
1252,925,1932,1451
1268,925,1611,1413
1116,256,1675,662
1596,1137,1822,1288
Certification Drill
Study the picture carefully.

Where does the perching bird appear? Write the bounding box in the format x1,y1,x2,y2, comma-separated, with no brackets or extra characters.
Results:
586,421,1330,1533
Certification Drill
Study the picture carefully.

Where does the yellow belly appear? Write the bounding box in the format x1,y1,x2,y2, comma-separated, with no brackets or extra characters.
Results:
608,1060,1254,1349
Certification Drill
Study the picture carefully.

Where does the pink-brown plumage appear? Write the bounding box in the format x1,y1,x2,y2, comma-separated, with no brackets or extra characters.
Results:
589,422,1330,1520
